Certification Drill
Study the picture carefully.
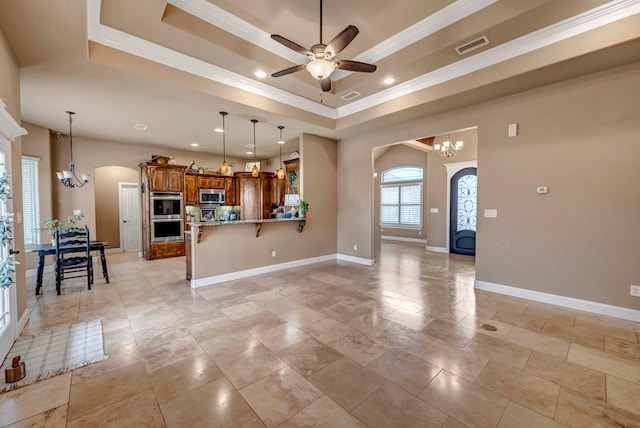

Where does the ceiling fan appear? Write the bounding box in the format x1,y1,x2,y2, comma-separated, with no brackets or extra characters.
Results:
270,0,377,92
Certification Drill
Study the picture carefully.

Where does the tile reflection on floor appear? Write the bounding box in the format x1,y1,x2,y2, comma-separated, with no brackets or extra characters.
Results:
2,242,640,427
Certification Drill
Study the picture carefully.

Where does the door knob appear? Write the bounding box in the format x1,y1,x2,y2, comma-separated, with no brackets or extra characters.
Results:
123,220,127,223
9,249,20,255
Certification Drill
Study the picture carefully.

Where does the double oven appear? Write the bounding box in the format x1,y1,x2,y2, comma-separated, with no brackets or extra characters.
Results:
150,192,183,242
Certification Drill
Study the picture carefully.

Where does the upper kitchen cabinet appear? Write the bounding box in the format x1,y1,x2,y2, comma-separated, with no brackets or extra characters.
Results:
284,158,299,196
198,175,225,189
224,177,236,206
143,163,185,192
235,172,273,220
185,173,197,205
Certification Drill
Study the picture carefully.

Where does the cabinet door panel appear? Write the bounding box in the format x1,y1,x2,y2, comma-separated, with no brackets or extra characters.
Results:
211,178,225,189
240,178,261,220
225,178,236,205
150,167,165,192
167,169,184,192
185,175,197,204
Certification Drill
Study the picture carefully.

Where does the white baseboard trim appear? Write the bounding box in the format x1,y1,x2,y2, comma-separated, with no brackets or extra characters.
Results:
382,236,427,244
337,254,375,266
426,246,448,253
191,254,337,288
475,280,640,322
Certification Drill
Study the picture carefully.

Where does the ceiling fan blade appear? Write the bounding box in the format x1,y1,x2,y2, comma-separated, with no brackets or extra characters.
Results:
271,64,306,78
325,25,359,58
320,77,332,92
271,34,312,57
335,60,377,73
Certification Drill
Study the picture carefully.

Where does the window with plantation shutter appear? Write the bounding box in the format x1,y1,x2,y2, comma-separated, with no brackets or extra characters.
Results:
22,156,40,245
380,167,423,228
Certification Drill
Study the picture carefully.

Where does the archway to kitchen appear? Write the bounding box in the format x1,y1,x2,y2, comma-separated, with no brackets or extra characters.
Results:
371,127,478,259
94,166,139,252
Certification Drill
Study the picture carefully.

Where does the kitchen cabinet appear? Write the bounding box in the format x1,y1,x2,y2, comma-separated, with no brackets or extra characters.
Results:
225,177,236,206
185,174,197,205
284,158,299,196
271,176,285,207
147,163,184,192
235,172,273,220
198,175,225,189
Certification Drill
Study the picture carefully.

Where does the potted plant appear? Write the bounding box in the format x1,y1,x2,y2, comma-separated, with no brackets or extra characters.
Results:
41,213,85,244
298,200,309,218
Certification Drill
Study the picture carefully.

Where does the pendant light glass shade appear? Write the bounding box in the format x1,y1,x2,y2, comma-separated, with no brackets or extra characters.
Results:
251,119,259,177
56,111,89,188
219,111,229,174
276,125,285,179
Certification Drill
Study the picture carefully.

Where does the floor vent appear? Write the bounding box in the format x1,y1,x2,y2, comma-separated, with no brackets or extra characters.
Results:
455,36,490,55
341,91,361,101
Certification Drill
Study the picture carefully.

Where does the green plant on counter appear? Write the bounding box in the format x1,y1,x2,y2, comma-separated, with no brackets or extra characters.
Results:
298,200,309,217
40,212,85,238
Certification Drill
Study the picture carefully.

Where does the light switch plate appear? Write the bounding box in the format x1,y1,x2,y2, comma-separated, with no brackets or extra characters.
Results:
484,209,498,218
536,186,549,194
430,208,439,213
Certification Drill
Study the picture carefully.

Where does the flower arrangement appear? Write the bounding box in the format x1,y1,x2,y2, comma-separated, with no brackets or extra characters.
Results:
41,212,85,238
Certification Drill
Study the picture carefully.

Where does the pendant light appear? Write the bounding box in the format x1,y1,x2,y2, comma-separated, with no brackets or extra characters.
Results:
251,119,259,177
56,111,90,188
276,125,285,180
219,111,229,174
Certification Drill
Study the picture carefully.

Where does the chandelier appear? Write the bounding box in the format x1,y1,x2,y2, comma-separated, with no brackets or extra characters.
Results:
56,111,89,188
276,125,285,179
251,119,259,177
434,134,463,157
219,111,229,174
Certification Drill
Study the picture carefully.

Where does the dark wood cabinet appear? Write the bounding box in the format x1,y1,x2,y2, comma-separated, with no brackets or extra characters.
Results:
284,158,300,195
148,164,184,192
225,177,236,206
271,176,286,207
197,175,225,189
235,172,274,220
185,174,197,205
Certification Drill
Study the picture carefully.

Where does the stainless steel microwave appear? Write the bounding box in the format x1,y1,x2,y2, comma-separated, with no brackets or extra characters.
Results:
199,188,225,204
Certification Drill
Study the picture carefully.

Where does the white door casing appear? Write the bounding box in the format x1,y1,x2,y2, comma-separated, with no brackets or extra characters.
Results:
119,182,140,251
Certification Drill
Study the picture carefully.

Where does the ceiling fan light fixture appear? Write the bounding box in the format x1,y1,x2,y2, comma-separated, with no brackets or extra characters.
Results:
306,59,335,80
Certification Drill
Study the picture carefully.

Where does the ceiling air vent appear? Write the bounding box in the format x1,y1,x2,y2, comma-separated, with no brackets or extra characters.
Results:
455,36,490,55
341,91,361,101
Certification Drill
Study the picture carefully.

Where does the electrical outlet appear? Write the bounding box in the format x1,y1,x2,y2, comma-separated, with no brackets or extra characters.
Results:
271,250,277,258
353,244,357,251
418,231,422,235
630,285,640,297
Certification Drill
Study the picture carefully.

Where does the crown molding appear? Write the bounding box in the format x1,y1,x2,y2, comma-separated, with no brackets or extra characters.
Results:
337,0,640,118
0,100,27,142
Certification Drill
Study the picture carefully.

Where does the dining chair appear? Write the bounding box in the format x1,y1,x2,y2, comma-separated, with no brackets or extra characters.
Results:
54,225,93,295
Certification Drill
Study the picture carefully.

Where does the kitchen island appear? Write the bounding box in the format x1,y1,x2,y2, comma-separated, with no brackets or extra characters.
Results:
186,217,325,287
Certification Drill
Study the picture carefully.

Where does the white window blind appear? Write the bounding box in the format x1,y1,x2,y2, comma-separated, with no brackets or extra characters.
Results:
380,166,423,228
22,156,40,245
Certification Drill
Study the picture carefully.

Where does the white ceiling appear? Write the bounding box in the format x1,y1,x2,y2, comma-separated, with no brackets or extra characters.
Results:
0,0,639,159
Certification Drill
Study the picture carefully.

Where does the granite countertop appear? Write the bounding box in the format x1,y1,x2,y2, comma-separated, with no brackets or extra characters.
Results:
189,217,304,227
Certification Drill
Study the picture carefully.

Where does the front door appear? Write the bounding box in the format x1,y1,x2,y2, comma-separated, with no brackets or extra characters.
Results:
450,167,477,255
120,183,140,251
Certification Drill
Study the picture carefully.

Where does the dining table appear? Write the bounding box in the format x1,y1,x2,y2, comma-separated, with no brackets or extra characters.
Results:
27,241,109,295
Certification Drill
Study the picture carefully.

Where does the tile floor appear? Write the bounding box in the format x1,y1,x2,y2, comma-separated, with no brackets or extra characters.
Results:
2,242,640,427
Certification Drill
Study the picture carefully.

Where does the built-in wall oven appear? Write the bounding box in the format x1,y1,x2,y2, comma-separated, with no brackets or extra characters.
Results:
150,192,184,242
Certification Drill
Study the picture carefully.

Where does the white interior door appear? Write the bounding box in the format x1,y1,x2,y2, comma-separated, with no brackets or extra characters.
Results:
119,182,140,251
0,137,17,360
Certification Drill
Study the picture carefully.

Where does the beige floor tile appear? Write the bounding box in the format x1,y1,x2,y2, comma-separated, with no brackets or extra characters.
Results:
604,335,640,361
279,307,326,328
505,326,570,359
301,317,357,343
377,321,436,356
383,309,432,331
308,357,386,410
4,404,68,428
574,314,640,342
187,316,240,342
555,387,640,427
128,311,179,333
141,334,204,372
567,343,640,384
67,362,151,421
498,401,565,428
279,395,365,427
524,351,606,400
276,338,343,377
456,314,514,340
542,320,605,350
463,333,532,369
251,322,309,352
133,320,191,351
423,318,477,347
328,331,389,365
200,329,261,360
236,311,287,334
219,410,266,428
606,374,640,415
419,339,489,381
197,285,236,301
352,382,447,427
366,349,441,395
492,308,546,332
475,360,560,418
418,370,508,428
66,388,164,428
216,344,287,389
345,313,387,337
72,341,142,384
0,373,71,426
148,352,223,404
240,366,323,428
220,301,265,320
160,377,251,428
441,417,468,428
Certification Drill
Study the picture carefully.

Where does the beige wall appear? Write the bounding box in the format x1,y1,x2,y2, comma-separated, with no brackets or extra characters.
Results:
192,133,337,279
0,27,27,320
94,166,138,248
338,61,640,310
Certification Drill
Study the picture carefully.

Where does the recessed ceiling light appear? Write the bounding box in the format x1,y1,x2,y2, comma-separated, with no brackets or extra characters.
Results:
190,142,199,147
254,70,267,78
383,77,395,85
246,151,253,155
214,127,223,133
134,123,148,131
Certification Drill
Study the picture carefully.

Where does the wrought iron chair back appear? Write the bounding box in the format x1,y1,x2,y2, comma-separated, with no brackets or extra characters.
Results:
54,225,93,295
